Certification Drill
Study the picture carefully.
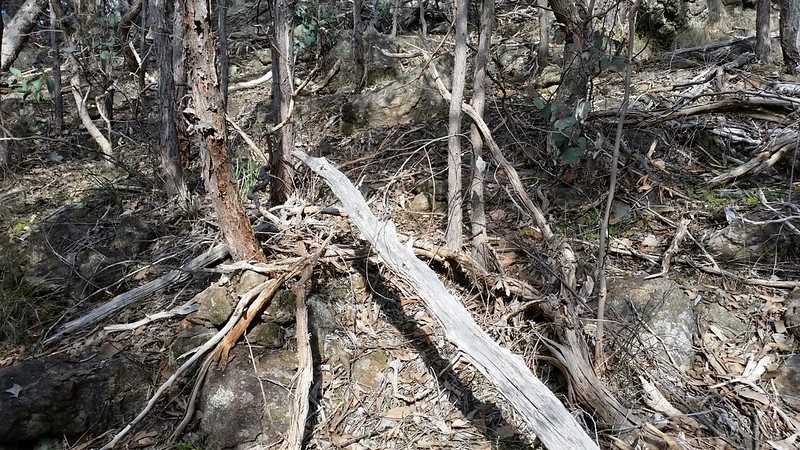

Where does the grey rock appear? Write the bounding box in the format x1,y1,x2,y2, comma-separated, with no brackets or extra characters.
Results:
608,276,697,370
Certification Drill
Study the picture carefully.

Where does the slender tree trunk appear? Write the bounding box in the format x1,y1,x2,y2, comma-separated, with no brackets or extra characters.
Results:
469,0,493,267
445,0,467,250
49,0,63,135
120,0,143,72
184,0,266,262
138,0,149,90
547,0,593,156
151,0,187,202
0,0,6,167
269,0,295,205
756,0,771,63
391,0,400,37
537,0,550,71
173,0,190,170
218,0,228,110
708,0,722,23
353,0,366,93
780,0,800,74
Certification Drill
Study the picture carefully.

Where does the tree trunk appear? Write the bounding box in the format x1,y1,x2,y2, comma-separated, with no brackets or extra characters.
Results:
218,0,229,110
49,0,63,135
120,0,143,72
547,0,594,157
173,0,190,171
537,0,550,71
708,0,723,23
0,0,6,169
353,0,366,93
446,0,468,251
152,0,188,202
1,0,48,72
469,0,493,267
756,0,771,63
269,0,295,206
184,0,266,262
780,0,800,74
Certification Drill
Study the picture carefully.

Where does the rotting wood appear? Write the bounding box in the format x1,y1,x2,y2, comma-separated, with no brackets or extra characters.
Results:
43,243,231,345
293,150,600,450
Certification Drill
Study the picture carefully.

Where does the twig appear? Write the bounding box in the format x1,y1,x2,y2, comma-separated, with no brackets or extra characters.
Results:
645,219,689,280
595,0,640,368
103,301,198,332
226,115,269,163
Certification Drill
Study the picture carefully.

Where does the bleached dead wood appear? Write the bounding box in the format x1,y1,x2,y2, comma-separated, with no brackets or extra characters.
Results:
43,243,230,345
70,73,113,162
293,150,599,450
707,130,799,186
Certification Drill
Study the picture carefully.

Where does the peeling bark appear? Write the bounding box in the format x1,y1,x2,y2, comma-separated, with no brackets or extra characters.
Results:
184,0,266,262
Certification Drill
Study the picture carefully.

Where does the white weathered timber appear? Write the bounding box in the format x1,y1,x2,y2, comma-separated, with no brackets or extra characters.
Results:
293,151,599,450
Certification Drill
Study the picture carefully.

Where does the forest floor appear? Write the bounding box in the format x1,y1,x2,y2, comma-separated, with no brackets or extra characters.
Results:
2,4,800,450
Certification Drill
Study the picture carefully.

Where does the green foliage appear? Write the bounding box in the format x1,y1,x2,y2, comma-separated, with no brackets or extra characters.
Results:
294,0,320,52
534,99,589,164
9,67,53,102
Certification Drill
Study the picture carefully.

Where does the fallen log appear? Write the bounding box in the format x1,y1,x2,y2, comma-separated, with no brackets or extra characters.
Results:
293,150,600,450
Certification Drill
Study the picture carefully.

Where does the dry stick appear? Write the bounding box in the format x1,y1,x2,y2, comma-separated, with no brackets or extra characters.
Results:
100,279,273,450
594,0,639,368
43,243,231,345
644,219,689,280
169,349,216,442
283,241,324,450
216,260,307,369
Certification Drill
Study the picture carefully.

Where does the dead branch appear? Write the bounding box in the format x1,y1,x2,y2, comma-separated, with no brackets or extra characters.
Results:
70,73,113,162
43,244,230,345
293,150,600,450
707,130,799,186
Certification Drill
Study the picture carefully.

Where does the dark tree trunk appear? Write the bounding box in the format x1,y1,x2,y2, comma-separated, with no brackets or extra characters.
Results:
138,0,149,90
49,0,63,135
184,0,266,262
353,0,366,93
269,0,295,206
120,0,144,72
0,0,48,72
756,0,771,63
151,0,187,201
469,0,494,267
445,0,468,251
780,0,800,74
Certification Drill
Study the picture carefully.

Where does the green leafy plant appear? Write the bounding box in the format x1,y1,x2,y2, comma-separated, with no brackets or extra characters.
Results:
534,99,590,164
8,68,54,102
294,1,319,52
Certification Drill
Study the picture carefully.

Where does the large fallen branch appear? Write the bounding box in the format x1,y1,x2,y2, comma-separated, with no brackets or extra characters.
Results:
293,150,599,450
43,243,230,345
